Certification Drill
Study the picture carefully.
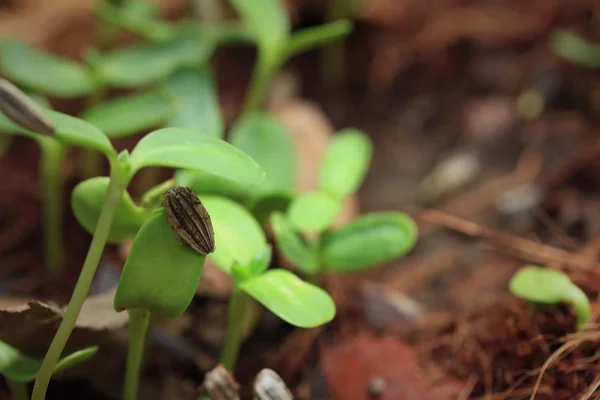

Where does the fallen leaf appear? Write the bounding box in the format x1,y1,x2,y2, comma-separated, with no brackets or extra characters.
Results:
320,333,463,400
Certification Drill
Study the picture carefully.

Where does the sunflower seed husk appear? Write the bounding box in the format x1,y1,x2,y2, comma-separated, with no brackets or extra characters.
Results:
0,78,54,136
164,186,215,255
201,364,240,400
254,369,293,400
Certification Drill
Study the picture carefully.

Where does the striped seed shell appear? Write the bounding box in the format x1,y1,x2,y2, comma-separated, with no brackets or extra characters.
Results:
202,364,240,400
164,186,215,255
0,78,54,136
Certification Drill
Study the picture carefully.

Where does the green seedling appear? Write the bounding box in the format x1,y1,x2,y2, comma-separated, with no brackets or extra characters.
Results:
272,129,418,281
0,341,98,400
198,195,335,370
113,186,215,400
30,125,264,400
550,29,600,69
229,0,353,111
509,266,591,330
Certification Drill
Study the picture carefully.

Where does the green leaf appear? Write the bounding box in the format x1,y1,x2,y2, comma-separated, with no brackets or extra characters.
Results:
48,111,115,155
0,40,96,97
71,177,148,243
96,1,174,42
82,89,176,138
114,210,207,318
229,112,296,195
0,342,98,383
173,169,251,201
550,30,600,69
509,266,591,330
271,212,319,274
129,127,265,184
230,0,290,55
165,67,224,138
98,27,213,88
286,20,352,60
247,246,272,276
319,128,372,199
287,191,341,234
320,212,418,272
200,196,266,273
239,269,335,327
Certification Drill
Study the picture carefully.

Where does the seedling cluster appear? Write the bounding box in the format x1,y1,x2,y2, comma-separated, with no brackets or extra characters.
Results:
0,1,418,399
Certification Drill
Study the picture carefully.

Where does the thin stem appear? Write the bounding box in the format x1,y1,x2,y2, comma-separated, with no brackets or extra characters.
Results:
80,86,106,180
39,138,66,274
32,158,128,400
320,0,351,84
5,379,28,400
243,52,274,114
123,308,152,400
220,289,250,371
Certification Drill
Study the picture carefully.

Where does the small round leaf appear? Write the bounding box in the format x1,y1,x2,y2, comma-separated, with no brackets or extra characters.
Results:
509,266,591,329
114,210,207,318
239,269,335,328
200,196,266,273
71,177,147,243
319,128,372,199
129,127,265,184
320,212,418,272
48,111,115,155
287,191,341,234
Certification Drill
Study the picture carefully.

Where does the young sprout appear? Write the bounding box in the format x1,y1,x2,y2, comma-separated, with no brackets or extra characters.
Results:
0,341,98,400
198,195,335,370
0,79,64,274
272,129,418,283
31,126,264,400
229,0,353,112
509,266,591,330
113,186,216,400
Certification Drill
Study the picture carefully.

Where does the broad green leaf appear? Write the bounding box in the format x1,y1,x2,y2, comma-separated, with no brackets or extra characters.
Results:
0,40,96,97
271,212,319,274
129,127,265,184
48,111,115,154
200,196,266,272
114,210,206,318
319,128,372,198
165,67,224,138
71,177,147,243
248,190,294,224
81,89,176,138
230,0,289,55
287,191,341,234
98,27,213,88
173,169,250,201
239,269,335,327
0,342,98,383
229,112,296,194
96,1,174,42
286,20,352,60
550,30,600,69
509,266,591,329
320,212,418,271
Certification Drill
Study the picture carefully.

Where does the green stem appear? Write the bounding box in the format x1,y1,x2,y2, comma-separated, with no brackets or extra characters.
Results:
80,86,106,179
32,158,128,400
321,0,352,84
6,379,28,400
123,308,152,400
243,52,274,114
39,138,66,274
220,289,249,370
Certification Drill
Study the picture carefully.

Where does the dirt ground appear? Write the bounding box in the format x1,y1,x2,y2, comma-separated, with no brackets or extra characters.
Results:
2,0,600,399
